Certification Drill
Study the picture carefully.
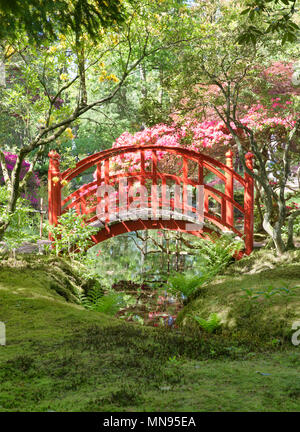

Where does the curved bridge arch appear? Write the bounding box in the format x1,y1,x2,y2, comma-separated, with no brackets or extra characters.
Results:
48,144,254,256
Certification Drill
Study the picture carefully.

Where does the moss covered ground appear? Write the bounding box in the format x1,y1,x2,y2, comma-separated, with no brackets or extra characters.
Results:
177,250,300,347
0,252,299,412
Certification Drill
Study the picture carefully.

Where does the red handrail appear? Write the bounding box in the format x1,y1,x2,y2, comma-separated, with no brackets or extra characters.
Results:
48,145,254,255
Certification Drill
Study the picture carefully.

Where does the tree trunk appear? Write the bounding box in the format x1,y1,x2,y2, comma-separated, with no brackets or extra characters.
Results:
254,183,264,232
262,204,286,254
286,210,300,250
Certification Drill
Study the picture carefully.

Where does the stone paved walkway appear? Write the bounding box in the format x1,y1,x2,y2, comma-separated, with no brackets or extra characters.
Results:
0,240,51,254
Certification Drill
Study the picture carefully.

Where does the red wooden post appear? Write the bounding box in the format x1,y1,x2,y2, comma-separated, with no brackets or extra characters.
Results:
225,149,234,227
182,157,188,217
161,174,167,216
128,177,134,207
244,152,254,255
104,158,110,229
96,161,102,219
140,149,149,215
204,189,209,214
140,149,145,185
198,156,203,185
48,150,61,239
152,150,158,220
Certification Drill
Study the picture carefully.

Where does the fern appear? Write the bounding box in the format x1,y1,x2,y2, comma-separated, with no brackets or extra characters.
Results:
195,234,243,271
167,271,215,299
79,287,124,315
192,313,222,333
91,293,124,315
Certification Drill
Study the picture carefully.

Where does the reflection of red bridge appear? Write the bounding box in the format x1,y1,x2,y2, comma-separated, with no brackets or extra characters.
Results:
48,145,254,255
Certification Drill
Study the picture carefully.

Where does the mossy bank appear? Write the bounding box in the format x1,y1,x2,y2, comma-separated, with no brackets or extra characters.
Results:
0,252,299,412
177,249,300,348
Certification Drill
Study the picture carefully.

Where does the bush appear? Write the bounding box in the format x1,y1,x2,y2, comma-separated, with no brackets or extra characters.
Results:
46,209,98,259
0,152,40,208
0,186,39,252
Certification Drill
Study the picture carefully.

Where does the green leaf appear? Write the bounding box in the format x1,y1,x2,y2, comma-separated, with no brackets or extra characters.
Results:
240,8,251,16
281,33,288,45
249,10,255,21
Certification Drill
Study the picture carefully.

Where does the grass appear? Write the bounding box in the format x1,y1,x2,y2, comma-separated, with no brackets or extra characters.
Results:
0,252,299,412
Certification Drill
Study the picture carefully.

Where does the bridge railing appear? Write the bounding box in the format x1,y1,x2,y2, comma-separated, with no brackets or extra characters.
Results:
48,145,254,254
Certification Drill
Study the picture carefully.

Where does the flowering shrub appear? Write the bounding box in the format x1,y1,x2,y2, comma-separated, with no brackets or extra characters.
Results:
0,152,40,208
67,96,298,218
103,97,297,176
262,62,300,97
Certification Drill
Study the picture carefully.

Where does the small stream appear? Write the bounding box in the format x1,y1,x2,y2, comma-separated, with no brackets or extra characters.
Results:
112,280,183,328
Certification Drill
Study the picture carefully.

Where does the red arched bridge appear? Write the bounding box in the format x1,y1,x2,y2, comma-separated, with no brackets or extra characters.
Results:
48,145,254,255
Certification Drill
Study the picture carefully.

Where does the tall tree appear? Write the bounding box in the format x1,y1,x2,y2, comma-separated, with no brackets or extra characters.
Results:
0,0,188,239
163,3,300,253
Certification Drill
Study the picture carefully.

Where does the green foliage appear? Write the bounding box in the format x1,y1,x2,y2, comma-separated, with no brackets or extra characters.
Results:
79,287,125,315
85,230,243,292
167,355,182,366
131,314,144,325
293,216,300,236
192,313,222,334
238,0,300,45
85,232,168,288
242,284,297,302
0,186,39,252
138,95,171,126
0,0,127,42
166,271,212,300
282,215,300,237
193,234,244,272
59,147,78,172
165,234,243,302
46,209,98,259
